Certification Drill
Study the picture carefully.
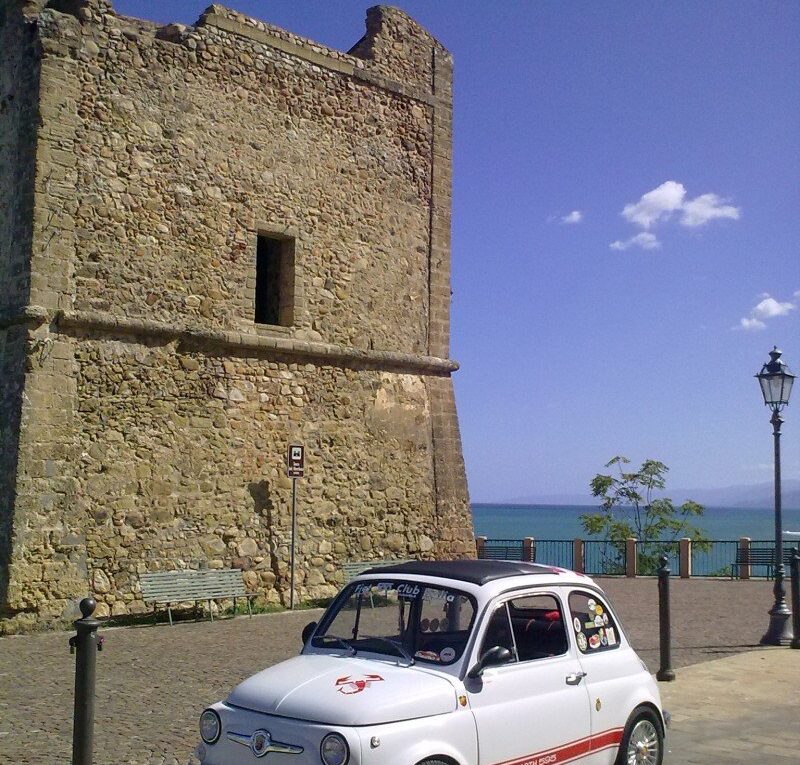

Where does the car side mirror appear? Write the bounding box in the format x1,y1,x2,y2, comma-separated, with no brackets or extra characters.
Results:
301,621,317,645
467,645,512,679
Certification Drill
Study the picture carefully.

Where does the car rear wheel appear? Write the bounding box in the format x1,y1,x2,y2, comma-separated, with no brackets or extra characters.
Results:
616,706,663,765
417,760,450,765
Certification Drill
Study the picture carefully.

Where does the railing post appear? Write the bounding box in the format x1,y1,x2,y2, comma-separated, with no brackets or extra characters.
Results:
523,537,535,563
679,538,692,579
573,538,584,574
791,548,800,650
625,538,637,578
738,537,751,579
475,536,487,559
69,596,103,765
656,555,675,681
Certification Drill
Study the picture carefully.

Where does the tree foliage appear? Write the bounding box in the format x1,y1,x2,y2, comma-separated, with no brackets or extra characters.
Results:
580,456,708,574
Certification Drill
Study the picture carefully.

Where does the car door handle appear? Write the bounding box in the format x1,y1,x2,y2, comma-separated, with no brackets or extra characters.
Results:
565,672,587,685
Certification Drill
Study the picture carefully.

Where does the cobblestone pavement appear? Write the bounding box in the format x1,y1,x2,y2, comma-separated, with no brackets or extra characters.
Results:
0,578,788,764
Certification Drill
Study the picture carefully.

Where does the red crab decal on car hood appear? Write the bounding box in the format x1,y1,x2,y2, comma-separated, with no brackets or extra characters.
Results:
335,673,384,694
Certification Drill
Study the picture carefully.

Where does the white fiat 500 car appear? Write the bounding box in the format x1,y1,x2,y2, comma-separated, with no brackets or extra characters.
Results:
194,560,666,765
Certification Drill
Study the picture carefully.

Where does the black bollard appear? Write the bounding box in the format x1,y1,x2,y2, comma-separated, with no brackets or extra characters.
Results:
656,554,675,681
69,597,102,765
791,548,800,650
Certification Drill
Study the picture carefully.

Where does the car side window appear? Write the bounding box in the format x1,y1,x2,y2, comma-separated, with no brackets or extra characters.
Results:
568,591,620,654
479,604,516,658
506,594,568,661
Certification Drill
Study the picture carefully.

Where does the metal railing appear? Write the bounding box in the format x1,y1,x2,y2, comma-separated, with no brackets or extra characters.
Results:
584,540,626,576
691,540,739,577
635,540,680,577
530,539,573,569
475,537,796,578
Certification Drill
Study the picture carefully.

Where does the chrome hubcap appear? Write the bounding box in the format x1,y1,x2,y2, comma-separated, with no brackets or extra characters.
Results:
626,719,659,765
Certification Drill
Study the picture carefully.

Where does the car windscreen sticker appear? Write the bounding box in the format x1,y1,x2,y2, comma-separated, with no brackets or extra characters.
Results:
573,617,582,633
576,632,588,651
594,604,604,615
440,646,456,662
588,634,601,650
606,627,617,646
602,613,609,626
586,598,596,611
414,650,440,662
594,614,604,628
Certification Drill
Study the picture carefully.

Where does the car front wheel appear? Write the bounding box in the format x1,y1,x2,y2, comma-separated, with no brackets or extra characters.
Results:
616,706,663,765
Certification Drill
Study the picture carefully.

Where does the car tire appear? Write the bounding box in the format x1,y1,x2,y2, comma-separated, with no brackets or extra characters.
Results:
615,705,664,765
417,760,451,765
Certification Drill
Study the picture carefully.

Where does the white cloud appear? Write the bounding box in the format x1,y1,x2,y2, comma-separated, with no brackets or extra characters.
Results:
680,193,740,227
609,232,661,251
617,181,741,252
752,296,794,319
561,210,583,224
621,181,686,229
740,317,766,331
737,293,795,331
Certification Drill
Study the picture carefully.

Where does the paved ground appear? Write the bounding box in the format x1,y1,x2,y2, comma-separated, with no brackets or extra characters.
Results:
0,578,795,764
660,649,800,764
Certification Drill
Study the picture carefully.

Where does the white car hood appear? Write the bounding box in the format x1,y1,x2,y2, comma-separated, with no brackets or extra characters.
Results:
227,653,458,725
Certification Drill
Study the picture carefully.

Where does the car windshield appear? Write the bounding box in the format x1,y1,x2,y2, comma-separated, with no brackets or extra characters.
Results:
312,579,476,665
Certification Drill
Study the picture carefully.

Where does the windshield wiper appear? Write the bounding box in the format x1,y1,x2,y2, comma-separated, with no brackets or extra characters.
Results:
361,635,415,666
319,635,356,655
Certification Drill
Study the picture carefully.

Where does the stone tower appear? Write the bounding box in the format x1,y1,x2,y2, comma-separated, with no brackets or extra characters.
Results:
0,0,473,632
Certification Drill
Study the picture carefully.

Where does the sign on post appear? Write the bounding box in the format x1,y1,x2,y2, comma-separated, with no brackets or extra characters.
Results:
286,444,304,610
287,444,304,478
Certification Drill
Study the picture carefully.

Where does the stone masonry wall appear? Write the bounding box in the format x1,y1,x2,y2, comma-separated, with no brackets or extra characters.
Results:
1,0,473,632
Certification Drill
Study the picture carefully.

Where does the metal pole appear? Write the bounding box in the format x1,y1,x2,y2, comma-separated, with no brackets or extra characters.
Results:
790,548,800,650
290,477,297,610
760,410,793,645
69,597,101,765
656,555,675,681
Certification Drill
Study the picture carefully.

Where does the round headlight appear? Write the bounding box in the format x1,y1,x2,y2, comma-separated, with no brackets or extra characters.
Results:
199,708,221,744
320,732,349,765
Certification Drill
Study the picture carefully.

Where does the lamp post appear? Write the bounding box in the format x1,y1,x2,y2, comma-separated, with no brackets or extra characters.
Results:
755,346,795,645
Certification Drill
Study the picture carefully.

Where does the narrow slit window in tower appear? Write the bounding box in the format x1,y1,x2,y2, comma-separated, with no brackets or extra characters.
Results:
255,235,288,325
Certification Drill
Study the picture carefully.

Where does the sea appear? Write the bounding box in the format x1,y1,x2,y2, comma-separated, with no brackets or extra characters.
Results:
472,503,800,542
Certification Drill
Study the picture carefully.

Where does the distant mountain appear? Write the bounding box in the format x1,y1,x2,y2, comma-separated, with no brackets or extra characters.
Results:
668,479,800,510
497,478,800,510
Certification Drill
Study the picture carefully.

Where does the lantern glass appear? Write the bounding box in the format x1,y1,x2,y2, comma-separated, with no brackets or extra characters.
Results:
757,371,794,409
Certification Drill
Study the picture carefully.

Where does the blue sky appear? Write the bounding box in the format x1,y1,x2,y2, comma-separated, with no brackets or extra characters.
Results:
117,1,800,501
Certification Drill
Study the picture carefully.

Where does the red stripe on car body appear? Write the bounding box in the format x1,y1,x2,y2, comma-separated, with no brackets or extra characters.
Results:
493,727,624,765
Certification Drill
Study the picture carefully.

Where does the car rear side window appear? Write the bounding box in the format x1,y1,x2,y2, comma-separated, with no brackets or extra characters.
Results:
568,591,620,654
480,594,568,662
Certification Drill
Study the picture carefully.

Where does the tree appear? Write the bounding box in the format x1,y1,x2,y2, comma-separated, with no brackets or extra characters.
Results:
580,456,708,575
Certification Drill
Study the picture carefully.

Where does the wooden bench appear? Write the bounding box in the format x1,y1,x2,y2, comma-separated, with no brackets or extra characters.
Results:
140,569,254,626
730,547,798,579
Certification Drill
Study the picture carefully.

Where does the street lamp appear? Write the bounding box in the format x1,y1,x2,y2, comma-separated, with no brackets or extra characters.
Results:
755,346,795,645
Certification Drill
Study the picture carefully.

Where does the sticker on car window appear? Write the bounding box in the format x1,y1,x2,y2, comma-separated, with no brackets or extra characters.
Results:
586,599,596,611
415,650,439,662
573,617,581,633
577,632,588,651
588,634,601,650
440,646,456,662
606,627,617,646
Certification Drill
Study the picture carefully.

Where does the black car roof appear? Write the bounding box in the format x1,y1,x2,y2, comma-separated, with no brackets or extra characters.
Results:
360,559,559,586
